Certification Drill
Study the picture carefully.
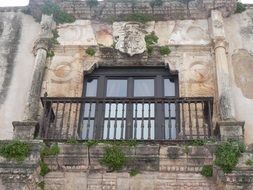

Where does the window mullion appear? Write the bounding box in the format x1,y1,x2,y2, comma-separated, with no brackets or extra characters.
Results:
155,75,164,140
126,77,133,139
94,76,106,139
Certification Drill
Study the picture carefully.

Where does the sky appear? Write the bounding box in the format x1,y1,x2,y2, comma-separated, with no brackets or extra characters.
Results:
0,0,252,7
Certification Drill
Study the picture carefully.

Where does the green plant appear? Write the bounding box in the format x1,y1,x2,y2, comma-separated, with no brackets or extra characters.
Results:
188,139,206,146
0,140,30,161
235,1,246,13
129,168,139,177
39,161,50,176
47,50,55,58
159,45,171,56
40,144,60,160
86,47,96,56
66,139,78,144
100,146,126,171
201,165,213,177
215,140,245,173
42,1,76,24
37,181,45,190
147,46,154,54
246,159,253,166
49,29,59,48
85,140,99,148
183,145,190,155
145,32,158,46
47,29,59,58
126,13,154,23
145,32,158,54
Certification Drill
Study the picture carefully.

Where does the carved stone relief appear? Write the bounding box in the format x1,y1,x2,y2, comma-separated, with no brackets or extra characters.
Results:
180,52,215,97
211,10,225,38
168,20,210,45
42,53,84,97
154,21,175,45
40,14,56,38
113,22,148,56
92,22,113,47
57,20,97,46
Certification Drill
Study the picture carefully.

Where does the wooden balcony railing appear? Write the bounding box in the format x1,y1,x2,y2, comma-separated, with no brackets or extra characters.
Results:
39,96,213,141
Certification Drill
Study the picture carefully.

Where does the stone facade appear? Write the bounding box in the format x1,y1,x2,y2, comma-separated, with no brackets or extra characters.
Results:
0,1,253,190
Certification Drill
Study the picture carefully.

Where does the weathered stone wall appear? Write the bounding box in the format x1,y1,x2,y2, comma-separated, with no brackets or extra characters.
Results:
0,12,40,139
0,141,42,190
223,8,253,144
44,171,216,190
42,143,217,190
28,0,236,21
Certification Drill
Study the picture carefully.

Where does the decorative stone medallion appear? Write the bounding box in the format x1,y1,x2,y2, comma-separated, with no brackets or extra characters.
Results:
113,22,146,56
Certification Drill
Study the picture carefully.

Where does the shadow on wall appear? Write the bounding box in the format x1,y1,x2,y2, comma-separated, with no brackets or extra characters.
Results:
232,49,253,99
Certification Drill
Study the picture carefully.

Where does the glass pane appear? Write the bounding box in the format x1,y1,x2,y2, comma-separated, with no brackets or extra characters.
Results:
105,103,126,118
81,120,94,139
165,119,176,140
83,103,96,118
164,103,176,117
106,80,127,97
132,120,155,140
103,120,126,139
133,103,154,118
164,78,175,96
85,79,97,97
134,79,154,97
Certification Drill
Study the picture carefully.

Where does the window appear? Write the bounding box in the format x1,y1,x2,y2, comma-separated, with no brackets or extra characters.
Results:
80,67,178,140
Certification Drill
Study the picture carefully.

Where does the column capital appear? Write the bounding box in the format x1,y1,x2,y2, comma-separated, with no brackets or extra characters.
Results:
213,38,228,52
33,38,50,55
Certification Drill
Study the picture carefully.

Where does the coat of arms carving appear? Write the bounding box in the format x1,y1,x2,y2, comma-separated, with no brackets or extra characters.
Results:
113,22,146,56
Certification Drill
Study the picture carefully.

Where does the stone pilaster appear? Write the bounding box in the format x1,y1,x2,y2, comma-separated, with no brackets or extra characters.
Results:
211,10,244,140
24,15,56,121
12,15,56,140
211,10,234,120
213,38,234,120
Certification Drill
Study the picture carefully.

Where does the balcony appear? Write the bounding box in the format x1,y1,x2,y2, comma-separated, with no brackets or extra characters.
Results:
39,96,213,141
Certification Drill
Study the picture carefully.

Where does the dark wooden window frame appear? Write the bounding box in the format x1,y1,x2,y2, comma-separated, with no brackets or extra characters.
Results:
80,66,179,140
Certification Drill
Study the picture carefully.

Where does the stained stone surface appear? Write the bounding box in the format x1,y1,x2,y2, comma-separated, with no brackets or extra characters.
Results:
57,20,97,46
232,49,253,99
0,13,40,139
224,9,253,144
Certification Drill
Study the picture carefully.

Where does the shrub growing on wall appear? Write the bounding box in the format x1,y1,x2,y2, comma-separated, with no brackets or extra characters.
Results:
160,45,171,55
86,47,96,56
235,1,246,14
215,140,245,173
100,146,126,171
0,140,30,161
